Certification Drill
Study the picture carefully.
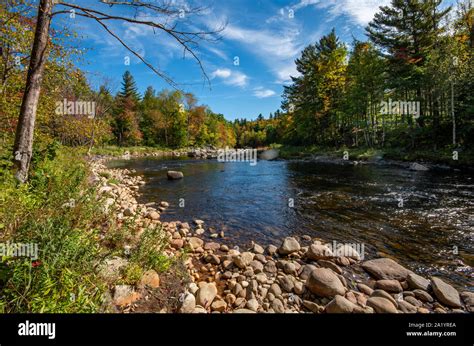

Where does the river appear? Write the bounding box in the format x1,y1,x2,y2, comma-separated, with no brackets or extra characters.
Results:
109,157,474,290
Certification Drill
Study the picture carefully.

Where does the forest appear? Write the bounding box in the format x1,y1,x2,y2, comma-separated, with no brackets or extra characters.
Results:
2,1,472,164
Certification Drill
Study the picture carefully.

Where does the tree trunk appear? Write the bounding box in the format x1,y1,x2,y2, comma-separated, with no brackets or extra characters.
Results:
12,0,53,182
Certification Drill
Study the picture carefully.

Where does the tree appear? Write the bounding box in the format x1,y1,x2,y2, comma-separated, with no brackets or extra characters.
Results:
282,29,347,145
366,0,451,130
12,0,222,182
113,71,141,145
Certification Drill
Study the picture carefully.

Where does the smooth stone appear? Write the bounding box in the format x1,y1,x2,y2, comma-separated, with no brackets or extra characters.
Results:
196,283,217,308
278,237,301,255
333,244,361,260
179,293,196,313
211,299,227,312
139,270,160,288
361,258,412,280
246,298,259,312
325,295,357,313
407,273,431,291
367,297,398,313
357,283,374,296
371,289,398,307
413,289,434,303
234,252,254,269
272,299,285,313
375,279,403,293
306,268,346,297
306,244,333,260
188,237,204,250
303,300,324,313
167,170,184,180
431,277,461,308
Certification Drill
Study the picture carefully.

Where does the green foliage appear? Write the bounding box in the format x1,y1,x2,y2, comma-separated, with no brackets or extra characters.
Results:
0,147,106,312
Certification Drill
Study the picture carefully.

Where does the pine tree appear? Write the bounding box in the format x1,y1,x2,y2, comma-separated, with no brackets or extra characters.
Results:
366,0,451,128
113,71,142,145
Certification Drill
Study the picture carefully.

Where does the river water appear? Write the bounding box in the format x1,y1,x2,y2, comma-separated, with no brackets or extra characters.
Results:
110,157,474,290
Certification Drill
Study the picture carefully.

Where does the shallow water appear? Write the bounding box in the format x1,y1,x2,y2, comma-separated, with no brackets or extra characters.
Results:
110,157,474,290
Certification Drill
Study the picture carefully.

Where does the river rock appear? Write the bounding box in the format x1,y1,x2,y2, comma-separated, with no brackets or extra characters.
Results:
409,163,429,171
325,295,357,313
211,299,227,312
407,273,431,291
113,285,141,307
431,277,461,308
234,252,254,269
179,293,196,313
269,283,282,296
375,279,403,293
361,258,412,280
367,297,398,313
357,283,374,296
233,309,256,313
299,264,317,280
139,270,160,288
371,289,398,307
246,298,259,312
272,298,285,313
188,237,204,250
196,283,217,308
306,268,346,297
267,245,278,255
318,260,342,274
398,300,417,313
278,237,301,255
333,244,361,260
306,244,333,260
167,171,184,180
252,243,265,254
303,300,324,313
413,289,433,303
461,291,474,306
146,211,160,220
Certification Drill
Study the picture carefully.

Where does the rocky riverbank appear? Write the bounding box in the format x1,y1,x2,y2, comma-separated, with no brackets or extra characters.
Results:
88,154,473,314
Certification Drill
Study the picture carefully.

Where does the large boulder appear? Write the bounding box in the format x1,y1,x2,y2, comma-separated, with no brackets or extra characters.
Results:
306,268,346,297
167,171,184,180
278,237,301,255
431,277,461,308
361,258,412,280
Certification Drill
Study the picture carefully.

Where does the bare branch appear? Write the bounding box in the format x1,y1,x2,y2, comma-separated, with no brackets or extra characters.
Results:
53,0,225,88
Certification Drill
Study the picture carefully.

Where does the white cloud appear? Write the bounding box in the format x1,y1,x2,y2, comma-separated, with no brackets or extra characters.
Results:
294,0,390,26
254,88,276,98
211,68,248,87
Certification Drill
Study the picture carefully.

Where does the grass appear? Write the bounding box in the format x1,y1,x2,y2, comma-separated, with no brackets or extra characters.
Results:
90,145,180,157
0,142,176,313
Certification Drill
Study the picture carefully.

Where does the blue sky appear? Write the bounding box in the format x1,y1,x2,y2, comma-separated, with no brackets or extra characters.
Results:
53,0,452,121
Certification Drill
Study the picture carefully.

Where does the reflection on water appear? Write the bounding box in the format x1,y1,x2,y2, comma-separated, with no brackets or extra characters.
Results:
110,157,474,290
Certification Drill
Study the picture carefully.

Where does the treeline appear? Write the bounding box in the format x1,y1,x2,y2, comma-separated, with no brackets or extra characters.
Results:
98,71,236,148
238,0,473,150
